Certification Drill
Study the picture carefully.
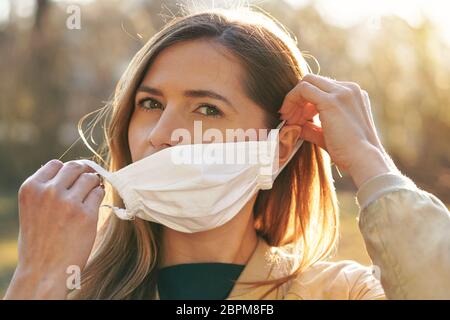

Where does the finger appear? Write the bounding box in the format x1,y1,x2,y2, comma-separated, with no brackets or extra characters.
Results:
337,82,375,130
281,100,317,126
301,73,339,93
296,81,330,109
83,185,105,213
279,84,308,115
33,159,64,183
338,82,375,128
360,90,383,146
300,102,319,124
281,100,302,122
290,106,305,125
280,81,329,118
299,121,327,151
69,172,102,202
52,161,96,189
335,80,361,93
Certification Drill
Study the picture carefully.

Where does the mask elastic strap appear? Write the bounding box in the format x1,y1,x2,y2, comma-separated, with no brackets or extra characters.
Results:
75,159,111,180
100,204,135,220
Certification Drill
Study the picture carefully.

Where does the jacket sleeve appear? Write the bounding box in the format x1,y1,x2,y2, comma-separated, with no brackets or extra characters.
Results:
284,260,386,300
356,172,450,299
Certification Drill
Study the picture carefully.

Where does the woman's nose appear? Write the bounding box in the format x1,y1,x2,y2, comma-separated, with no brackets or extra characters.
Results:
146,108,188,150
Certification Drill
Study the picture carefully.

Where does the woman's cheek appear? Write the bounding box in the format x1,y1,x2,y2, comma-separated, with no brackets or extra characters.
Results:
128,120,149,162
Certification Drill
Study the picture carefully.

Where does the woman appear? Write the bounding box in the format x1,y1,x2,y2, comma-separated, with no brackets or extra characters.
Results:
5,8,450,300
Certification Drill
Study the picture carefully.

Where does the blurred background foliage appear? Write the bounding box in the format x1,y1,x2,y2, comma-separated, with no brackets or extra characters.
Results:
0,0,449,296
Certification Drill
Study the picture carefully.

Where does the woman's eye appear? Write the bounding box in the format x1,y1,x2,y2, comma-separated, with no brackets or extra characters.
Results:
138,98,163,111
136,99,222,117
196,105,223,117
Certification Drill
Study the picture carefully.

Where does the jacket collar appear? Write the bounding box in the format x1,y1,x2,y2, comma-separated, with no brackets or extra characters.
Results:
226,236,287,300
154,236,289,300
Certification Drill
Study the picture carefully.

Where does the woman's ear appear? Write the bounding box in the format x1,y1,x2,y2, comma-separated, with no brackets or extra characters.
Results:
278,124,303,167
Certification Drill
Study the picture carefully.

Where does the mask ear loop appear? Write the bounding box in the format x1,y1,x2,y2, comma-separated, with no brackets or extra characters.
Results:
331,162,343,178
100,204,135,220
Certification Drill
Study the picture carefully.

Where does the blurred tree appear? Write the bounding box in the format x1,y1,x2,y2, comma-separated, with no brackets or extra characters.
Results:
0,0,448,202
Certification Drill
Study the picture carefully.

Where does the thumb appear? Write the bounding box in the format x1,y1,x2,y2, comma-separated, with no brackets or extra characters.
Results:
300,121,327,152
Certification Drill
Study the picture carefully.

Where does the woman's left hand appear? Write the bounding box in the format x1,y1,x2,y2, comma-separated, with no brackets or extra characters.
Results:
279,73,399,188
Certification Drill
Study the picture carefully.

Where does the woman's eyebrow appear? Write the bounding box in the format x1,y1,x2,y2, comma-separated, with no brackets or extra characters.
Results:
137,86,164,96
137,86,237,112
184,89,235,110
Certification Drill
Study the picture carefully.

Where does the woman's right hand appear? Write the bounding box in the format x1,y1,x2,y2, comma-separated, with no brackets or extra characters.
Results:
4,159,105,299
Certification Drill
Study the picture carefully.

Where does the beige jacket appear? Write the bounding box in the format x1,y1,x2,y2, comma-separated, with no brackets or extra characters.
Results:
357,173,450,299
225,238,385,300
227,173,450,300
156,173,450,300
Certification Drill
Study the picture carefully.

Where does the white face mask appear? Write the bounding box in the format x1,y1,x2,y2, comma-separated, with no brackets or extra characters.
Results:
75,120,304,233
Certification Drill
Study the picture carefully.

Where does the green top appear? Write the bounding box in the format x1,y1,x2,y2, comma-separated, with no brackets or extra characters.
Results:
157,262,246,300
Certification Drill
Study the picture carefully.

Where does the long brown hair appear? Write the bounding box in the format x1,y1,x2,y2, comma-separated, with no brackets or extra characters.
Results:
70,7,338,300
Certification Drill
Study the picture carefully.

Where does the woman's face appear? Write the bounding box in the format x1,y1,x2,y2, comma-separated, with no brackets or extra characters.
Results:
128,39,271,162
